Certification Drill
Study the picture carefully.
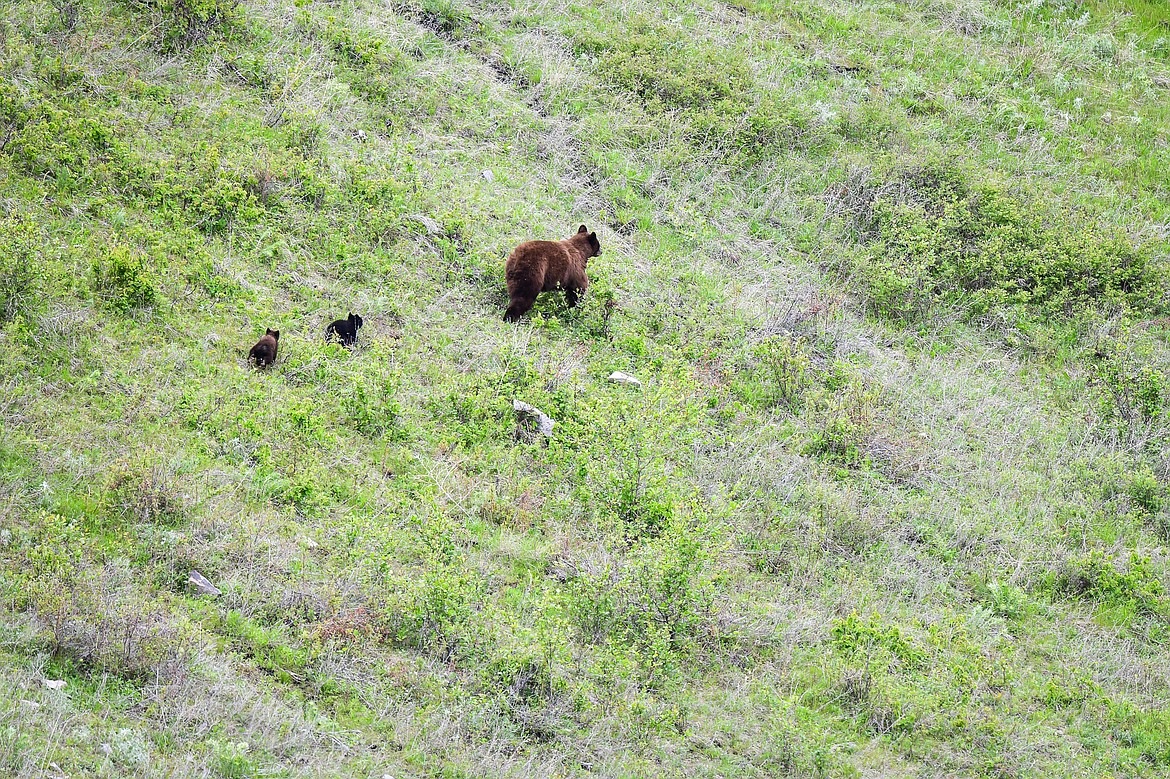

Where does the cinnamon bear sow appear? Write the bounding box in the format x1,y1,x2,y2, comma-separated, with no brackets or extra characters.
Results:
504,225,600,322
249,328,280,368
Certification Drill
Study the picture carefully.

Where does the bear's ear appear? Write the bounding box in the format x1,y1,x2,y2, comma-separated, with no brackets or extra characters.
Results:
589,232,600,254
578,224,588,234
271,329,280,339
355,314,363,327
348,312,355,321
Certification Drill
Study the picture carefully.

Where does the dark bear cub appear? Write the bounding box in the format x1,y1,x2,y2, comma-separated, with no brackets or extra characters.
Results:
504,225,601,322
249,328,280,368
325,312,363,347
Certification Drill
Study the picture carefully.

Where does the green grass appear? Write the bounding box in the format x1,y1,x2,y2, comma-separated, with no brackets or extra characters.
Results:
2,0,1170,776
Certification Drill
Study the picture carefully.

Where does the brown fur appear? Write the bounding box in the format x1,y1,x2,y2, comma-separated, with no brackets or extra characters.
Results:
504,225,600,322
249,328,280,368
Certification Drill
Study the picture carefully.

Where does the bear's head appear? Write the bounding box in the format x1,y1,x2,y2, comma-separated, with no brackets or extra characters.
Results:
575,224,601,262
266,328,280,340
349,313,364,330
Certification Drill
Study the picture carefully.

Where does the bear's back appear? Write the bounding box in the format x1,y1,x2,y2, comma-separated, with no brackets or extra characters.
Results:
507,239,574,289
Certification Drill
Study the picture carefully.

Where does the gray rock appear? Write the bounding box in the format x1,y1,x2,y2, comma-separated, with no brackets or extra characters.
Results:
513,400,555,438
187,570,222,597
41,678,66,690
607,371,642,387
410,214,442,235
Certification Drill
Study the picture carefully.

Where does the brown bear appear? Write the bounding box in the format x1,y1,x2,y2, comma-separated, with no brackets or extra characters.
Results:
249,328,280,368
503,225,600,322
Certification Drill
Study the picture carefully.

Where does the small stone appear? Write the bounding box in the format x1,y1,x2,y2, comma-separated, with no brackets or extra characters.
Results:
513,399,555,438
481,169,494,182
101,743,113,756
19,699,40,708
410,214,442,235
187,569,222,597
354,129,368,142
608,371,642,387
42,678,66,691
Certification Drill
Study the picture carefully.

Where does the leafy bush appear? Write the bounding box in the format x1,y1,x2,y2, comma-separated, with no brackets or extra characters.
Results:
804,381,881,467
571,17,802,155
568,519,714,684
1058,551,1166,617
831,612,926,669
92,244,157,312
0,83,125,188
0,217,42,322
123,0,242,50
343,378,403,439
1091,349,1168,453
733,336,815,410
845,164,1164,322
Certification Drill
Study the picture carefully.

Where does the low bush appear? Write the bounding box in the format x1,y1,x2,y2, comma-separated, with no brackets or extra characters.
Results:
571,16,803,155
841,164,1165,323
92,244,157,313
122,0,243,51
0,217,42,323
1058,551,1167,619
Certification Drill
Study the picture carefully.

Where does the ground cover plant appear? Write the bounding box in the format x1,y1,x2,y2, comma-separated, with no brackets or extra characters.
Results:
2,0,1170,776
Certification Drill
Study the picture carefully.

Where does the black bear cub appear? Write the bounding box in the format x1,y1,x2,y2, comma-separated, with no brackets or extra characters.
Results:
249,328,280,368
325,313,363,347
504,225,601,322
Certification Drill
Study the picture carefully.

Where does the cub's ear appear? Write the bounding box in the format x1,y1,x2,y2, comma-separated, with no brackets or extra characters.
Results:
578,224,588,234
355,314,364,327
348,312,355,321
271,329,280,339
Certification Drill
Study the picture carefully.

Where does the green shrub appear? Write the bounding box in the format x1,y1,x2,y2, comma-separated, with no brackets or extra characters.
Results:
1092,351,1168,449
830,612,926,669
123,0,242,50
733,336,815,410
571,17,801,155
384,561,488,662
804,380,881,467
92,245,157,312
568,519,713,684
0,83,125,188
207,738,257,779
343,378,403,439
1058,551,1166,617
848,164,1164,322
0,217,42,322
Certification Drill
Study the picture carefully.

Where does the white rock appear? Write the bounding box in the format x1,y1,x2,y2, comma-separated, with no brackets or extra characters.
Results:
102,743,113,756
409,214,442,235
481,169,494,182
608,371,642,387
42,678,66,690
513,400,555,438
187,570,222,597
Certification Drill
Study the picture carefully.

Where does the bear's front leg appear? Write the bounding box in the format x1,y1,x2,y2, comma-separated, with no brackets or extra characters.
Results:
564,287,580,308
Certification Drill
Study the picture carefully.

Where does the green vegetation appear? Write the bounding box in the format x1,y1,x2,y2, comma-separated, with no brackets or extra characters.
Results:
2,0,1170,776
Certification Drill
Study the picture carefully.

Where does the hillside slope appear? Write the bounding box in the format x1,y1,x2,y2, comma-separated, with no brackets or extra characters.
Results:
3,0,1170,776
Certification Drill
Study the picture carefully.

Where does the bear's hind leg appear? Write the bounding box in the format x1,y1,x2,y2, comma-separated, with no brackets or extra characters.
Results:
504,295,535,322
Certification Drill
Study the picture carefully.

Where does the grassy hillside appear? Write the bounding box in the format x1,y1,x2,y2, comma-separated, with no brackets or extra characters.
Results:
3,0,1170,776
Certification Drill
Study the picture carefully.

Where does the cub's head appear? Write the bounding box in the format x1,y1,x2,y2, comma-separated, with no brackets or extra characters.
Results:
266,328,280,341
349,313,364,330
575,224,601,262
